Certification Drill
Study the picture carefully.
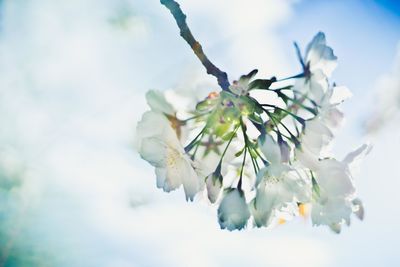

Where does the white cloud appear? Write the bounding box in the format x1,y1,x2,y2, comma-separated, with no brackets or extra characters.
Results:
0,0,332,267
364,42,400,133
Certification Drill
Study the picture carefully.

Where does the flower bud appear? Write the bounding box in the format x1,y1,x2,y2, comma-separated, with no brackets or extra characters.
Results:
217,188,250,231
206,172,223,204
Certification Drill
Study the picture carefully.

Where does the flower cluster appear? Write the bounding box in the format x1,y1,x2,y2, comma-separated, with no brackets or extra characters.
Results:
136,32,370,233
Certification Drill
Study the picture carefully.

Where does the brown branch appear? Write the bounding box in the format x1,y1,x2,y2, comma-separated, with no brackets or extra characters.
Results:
160,0,230,91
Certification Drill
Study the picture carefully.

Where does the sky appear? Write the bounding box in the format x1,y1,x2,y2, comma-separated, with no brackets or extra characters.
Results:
0,0,399,267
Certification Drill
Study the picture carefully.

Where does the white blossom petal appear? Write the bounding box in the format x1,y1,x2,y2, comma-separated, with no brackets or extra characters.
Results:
301,119,334,156
135,111,170,148
136,110,201,201
311,196,352,227
305,32,338,78
259,134,281,164
139,137,167,167
330,86,352,105
315,158,355,197
342,144,372,169
252,168,309,227
206,174,222,204
251,182,275,227
352,198,365,221
181,158,202,201
218,189,250,231
156,166,182,193
146,90,175,115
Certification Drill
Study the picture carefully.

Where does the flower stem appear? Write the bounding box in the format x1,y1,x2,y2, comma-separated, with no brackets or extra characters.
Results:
261,104,305,125
218,124,240,165
181,112,210,123
184,125,206,153
238,146,246,190
266,111,300,146
160,0,230,91
240,120,260,174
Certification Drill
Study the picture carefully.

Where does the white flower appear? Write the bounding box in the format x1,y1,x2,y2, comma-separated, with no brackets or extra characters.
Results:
342,143,372,171
295,32,338,104
136,111,201,201
311,195,352,229
296,119,334,169
318,85,352,129
145,90,175,116
314,158,355,197
313,144,371,198
136,110,172,150
145,89,189,142
294,73,328,106
351,198,365,220
296,85,353,169
327,85,352,105
304,32,337,78
257,134,290,180
218,189,250,231
259,134,281,164
205,170,223,204
251,173,308,227
312,195,365,233
251,134,310,227
310,144,371,230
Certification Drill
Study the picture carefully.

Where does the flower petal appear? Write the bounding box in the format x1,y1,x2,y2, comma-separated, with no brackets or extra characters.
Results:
218,189,250,231
206,174,222,204
311,196,352,227
342,144,372,170
259,134,281,165
316,159,355,197
146,90,175,115
305,32,338,78
139,137,167,167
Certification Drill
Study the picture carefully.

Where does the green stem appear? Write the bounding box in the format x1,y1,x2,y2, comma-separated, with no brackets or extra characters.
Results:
273,88,319,107
265,109,300,145
181,112,210,123
261,104,305,125
277,91,317,115
240,118,261,181
238,145,247,190
218,124,240,165
185,125,206,152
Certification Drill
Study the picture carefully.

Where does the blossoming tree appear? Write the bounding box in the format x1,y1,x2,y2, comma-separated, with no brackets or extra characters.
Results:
136,0,370,233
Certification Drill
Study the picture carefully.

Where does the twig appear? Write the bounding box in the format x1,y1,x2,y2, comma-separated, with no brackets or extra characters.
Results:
160,0,230,91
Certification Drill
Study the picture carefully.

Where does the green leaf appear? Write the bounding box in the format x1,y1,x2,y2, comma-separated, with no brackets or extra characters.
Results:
249,78,276,90
249,148,258,158
235,147,245,157
240,69,258,82
221,131,237,141
254,104,264,114
311,176,321,199
248,113,263,125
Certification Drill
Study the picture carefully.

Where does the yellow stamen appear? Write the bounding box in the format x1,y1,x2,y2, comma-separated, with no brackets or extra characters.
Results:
167,115,182,140
299,203,309,217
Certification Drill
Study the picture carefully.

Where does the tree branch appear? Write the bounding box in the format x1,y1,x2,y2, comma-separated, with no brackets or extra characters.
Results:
160,0,230,91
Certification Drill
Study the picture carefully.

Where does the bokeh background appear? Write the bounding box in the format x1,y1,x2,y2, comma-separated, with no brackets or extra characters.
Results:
0,0,399,266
